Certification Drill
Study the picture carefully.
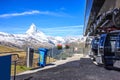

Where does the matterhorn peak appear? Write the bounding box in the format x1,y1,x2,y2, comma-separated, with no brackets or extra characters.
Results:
26,23,37,34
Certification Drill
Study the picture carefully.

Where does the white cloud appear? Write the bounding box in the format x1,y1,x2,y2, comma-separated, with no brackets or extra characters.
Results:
40,25,83,36
41,25,83,30
0,10,40,18
0,10,72,18
60,7,65,11
0,25,83,36
56,7,66,11
0,26,27,34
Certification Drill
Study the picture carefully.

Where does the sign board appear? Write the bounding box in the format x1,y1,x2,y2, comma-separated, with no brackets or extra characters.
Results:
0,55,11,80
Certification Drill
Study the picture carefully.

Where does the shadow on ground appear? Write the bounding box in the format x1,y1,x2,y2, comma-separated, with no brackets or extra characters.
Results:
30,63,55,70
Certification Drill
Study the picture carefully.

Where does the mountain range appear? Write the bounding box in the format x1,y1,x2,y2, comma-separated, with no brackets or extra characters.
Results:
0,23,84,49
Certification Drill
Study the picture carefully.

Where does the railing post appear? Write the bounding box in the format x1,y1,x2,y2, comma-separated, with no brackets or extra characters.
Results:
26,47,34,68
12,54,19,80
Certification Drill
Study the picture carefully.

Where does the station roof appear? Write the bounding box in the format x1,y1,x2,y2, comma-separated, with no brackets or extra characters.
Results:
84,0,105,36
84,0,120,36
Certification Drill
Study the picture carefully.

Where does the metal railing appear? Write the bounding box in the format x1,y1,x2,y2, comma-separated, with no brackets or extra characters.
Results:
11,54,19,80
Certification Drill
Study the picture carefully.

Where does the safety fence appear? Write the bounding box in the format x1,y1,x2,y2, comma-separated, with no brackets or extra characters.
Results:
0,47,91,80
48,47,84,60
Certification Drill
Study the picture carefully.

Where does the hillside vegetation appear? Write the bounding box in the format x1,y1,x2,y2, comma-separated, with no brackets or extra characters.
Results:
0,45,20,53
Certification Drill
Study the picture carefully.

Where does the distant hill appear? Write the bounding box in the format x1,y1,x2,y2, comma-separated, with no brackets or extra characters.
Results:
0,45,21,53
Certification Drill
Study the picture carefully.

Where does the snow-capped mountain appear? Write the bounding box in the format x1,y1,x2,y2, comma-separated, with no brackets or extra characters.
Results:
64,36,82,43
47,36,65,45
26,23,37,34
25,23,48,42
0,23,82,48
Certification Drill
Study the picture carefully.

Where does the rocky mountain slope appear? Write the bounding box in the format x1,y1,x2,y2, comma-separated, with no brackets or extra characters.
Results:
0,23,84,49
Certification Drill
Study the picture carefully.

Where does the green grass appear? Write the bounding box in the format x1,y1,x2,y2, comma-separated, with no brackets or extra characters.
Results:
11,65,31,75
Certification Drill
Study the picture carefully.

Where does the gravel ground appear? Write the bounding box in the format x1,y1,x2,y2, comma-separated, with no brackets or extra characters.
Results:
14,54,120,80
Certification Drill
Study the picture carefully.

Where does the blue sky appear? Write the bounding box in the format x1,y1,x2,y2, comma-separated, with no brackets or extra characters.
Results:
0,0,85,37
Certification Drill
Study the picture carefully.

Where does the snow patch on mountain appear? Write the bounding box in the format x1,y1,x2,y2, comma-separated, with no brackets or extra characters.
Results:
26,23,48,42
0,23,83,48
26,23,37,34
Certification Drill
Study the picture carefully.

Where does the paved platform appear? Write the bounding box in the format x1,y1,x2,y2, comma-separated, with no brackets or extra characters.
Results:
18,54,83,75
14,54,120,80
